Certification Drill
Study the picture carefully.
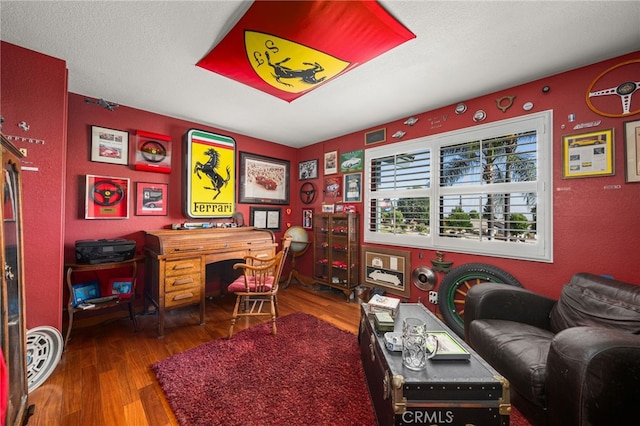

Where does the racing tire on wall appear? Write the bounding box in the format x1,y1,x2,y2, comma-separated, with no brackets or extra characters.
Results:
438,263,523,338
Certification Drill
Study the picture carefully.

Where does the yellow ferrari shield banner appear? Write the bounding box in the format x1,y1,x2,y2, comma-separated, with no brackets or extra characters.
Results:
184,129,236,219
245,31,350,94
196,0,415,102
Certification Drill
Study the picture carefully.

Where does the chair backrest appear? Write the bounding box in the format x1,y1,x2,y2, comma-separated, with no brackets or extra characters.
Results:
234,236,292,293
272,236,292,289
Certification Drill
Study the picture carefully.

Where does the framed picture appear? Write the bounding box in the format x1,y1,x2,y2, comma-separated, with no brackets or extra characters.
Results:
340,149,364,172
299,159,318,180
302,208,313,229
343,172,362,203
91,125,129,165
365,128,386,145
250,207,281,230
109,277,133,298
135,182,168,216
322,204,335,213
562,128,614,179
362,246,411,298
72,280,100,307
324,150,338,175
239,152,290,205
624,119,640,182
324,176,341,200
85,175,130,219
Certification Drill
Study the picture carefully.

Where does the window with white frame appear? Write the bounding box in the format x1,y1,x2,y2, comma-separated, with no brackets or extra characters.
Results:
364,110,552,262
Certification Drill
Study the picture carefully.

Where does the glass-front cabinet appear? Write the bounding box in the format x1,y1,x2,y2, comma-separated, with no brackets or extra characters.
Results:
313,213,359,299
1,134,30,425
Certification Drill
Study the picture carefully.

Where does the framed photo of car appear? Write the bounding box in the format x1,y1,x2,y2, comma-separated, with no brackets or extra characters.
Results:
324,150,338,175
239,152,290,205
91,125,129,165
362,245,411,298
135,182,168,216
340,149,364,172
324,176,341,200
562,128,614,178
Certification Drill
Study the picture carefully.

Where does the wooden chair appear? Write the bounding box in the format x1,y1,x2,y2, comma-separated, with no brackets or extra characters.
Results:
227,236,292,338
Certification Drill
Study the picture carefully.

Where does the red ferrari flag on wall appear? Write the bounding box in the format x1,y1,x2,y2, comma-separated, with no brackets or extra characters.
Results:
197,0,415,102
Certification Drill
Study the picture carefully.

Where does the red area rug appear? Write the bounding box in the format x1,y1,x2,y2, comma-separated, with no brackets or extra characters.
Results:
152,311,531,426
152,312,376,425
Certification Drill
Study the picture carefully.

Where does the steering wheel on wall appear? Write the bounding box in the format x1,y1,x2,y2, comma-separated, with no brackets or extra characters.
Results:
91,180,125,206
586,59,640,118
140,140,167,163
299,182,317,204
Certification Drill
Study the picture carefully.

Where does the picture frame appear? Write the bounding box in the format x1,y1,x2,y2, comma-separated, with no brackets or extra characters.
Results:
91,125,129,165
135,182,168,216
343,172,362,203
302,208,313,230
72,280,100,307
624,119,640,183
365,128,386,145
239,152,290,205
109,277,133,298
250,207,281,230
324,176,341,200
340,149,364,172
324,150,338,175
134,130,172,173
298,159,318,180
362,245,411,298
322,204,335,213
85,174,130,219
562,128,614,179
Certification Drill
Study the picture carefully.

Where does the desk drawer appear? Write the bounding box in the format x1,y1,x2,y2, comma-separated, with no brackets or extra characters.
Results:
164,257,201,277
164,288,201,308
164,273,201,293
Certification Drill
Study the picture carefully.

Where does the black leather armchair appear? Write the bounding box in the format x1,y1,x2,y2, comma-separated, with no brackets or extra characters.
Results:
464,273,640,425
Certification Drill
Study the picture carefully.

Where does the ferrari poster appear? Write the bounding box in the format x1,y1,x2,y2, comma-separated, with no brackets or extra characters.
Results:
184,129,236,219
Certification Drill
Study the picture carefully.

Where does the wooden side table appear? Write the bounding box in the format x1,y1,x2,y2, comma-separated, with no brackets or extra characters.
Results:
64,256,143,348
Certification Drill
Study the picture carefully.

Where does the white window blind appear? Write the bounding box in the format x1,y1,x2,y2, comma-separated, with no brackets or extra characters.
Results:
364,110,552,262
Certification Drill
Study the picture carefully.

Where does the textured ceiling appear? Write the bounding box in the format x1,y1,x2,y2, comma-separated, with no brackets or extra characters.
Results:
1,1,639,148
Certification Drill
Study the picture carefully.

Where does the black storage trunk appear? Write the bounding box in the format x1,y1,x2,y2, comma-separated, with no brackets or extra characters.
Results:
359,303,510,426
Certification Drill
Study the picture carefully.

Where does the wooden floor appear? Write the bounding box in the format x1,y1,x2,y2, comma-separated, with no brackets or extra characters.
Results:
26,283,361,426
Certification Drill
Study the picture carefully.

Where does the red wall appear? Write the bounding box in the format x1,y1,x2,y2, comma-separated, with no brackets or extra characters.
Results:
1,42,68,330
64,94,297,254
3,40,639,330
298,51,640,305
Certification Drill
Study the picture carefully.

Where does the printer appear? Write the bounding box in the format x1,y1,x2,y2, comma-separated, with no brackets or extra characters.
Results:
75,238,136,264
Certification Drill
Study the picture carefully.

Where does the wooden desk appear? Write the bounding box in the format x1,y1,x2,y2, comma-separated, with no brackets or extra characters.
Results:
144,227,275,337
64,256,143,348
